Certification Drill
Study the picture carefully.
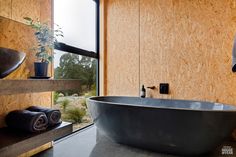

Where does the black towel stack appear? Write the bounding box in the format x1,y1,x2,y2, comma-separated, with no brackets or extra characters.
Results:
5,106,62,133
27,106,62,126
5,110,48,132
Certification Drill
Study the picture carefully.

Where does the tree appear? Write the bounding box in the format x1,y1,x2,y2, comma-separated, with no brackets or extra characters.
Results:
54,53,96,95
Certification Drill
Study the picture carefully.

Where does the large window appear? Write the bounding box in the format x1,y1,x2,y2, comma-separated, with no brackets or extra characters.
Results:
53,0,99,131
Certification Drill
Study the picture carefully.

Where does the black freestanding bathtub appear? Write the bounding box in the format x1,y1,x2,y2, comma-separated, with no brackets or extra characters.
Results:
87,96,236,156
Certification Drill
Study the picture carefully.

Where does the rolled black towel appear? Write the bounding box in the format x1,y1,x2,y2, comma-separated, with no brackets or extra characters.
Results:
27,106,61,126
6,110,48,132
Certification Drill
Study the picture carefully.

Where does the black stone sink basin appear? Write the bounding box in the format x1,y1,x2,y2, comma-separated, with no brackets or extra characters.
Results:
0,47,26,78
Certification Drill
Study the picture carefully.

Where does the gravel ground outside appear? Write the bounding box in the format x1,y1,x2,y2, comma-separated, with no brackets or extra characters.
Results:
53,95,93,131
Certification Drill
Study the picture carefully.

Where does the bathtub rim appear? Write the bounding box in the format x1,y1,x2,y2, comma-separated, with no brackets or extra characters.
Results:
87,96,236,112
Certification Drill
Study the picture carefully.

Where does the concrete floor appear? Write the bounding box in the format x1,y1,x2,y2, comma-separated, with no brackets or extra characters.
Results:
33,126,97,157
34,125,236,157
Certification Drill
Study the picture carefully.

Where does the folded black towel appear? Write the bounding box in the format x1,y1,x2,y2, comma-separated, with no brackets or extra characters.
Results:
5,110,48,132
27,106,61,126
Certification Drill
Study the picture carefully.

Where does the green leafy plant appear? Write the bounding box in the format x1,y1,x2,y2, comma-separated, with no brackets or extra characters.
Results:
60,99,70,112
80,98,87,109
24,17,63,62
65,107,86,123
53,92,59,104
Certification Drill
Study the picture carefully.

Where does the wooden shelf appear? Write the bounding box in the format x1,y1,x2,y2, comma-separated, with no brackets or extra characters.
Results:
0,79,80,95
0,122,72,157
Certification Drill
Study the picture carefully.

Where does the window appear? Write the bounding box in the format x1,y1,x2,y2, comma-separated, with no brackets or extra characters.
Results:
53,0,99,131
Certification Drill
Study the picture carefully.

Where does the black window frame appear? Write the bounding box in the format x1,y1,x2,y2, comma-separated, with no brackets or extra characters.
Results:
54,0,100,96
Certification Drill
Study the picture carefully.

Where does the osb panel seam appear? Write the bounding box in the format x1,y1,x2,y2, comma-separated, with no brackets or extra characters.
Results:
105,0,236,106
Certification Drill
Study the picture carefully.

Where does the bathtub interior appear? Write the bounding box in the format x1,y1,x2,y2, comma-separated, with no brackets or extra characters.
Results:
89,96,236,111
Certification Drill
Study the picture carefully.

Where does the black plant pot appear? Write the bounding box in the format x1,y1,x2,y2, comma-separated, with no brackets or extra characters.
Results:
34,62,48,77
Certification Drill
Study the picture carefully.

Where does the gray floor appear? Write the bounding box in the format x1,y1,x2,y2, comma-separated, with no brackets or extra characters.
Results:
34,125,236,157
33,126,97,157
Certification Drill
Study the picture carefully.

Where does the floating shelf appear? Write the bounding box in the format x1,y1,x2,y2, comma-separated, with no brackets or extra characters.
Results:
0,122,72,157
0,79,80,95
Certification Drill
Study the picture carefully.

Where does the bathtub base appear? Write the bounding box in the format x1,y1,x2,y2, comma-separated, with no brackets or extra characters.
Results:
88,96,236,156
96,127,234,157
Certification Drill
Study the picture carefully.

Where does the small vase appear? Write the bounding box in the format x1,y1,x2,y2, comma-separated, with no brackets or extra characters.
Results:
34,62,48,77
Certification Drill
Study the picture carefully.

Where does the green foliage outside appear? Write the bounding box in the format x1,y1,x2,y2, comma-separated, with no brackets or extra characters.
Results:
85,84,96,97
65,107,86,123
80,84,97,109
54,53,96,96
80,98,87,109
53,51,96,128
53,92,59,104
60,99,70,112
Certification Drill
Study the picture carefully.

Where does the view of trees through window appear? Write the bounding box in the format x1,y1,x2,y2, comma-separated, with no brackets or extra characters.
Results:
53,0,97,131
53,51,96,131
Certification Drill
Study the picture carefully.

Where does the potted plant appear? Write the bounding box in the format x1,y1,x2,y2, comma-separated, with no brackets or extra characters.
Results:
24,17,63,77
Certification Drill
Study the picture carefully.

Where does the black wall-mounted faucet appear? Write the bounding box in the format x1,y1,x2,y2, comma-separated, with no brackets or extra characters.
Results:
147,86,155,90
140,85,156,98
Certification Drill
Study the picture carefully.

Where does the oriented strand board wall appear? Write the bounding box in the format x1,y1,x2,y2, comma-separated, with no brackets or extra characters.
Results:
0,0,53,156
0,0,52,24
0,0,48,23
140,0,174,99
104,0,236,106
11,0,40,23
140,0,236,104
0,16,36,78
106,0,139,96
0,15,52,129
0,0,11,18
